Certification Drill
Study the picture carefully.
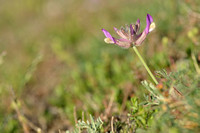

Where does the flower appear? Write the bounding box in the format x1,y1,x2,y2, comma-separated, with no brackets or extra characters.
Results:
102,14,155,48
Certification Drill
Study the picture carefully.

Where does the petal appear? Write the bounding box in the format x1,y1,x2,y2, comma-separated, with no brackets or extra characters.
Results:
120,27,129,38
149,22,156,32
113,27,118,32
135,19,140,33
136,19,140,25
145,14,154,34
147,14,153,23
130,24,135,36
104,38,115,44
114,27,128,39
115,39,132,48
102,29,116,43
135,31,147,45
118,38,131,43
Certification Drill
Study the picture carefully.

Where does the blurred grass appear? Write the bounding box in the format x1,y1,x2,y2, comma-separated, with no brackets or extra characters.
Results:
0,0,200,132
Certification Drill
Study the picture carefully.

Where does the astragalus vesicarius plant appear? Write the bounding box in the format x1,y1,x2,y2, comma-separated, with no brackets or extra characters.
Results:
102,14,158,85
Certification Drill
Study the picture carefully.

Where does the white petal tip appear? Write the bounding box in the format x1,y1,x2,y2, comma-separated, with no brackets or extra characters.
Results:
149,22,156,32
104,38,114,44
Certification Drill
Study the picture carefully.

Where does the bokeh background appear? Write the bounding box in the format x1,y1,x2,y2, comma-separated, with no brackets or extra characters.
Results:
0,0,200,132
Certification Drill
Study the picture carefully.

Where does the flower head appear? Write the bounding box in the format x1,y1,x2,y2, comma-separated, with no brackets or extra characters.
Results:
102,14,155,48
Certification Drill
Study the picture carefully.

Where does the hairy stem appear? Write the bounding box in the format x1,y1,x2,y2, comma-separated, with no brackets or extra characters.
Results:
133,46,158,85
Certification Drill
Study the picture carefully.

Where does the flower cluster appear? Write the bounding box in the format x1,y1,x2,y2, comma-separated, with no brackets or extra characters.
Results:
102,14,155,48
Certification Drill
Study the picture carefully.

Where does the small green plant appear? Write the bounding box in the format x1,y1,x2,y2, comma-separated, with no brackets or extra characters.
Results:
66,115,103,133
128,97,156,130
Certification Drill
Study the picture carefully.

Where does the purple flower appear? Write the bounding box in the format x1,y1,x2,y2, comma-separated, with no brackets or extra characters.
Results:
102,14,155,48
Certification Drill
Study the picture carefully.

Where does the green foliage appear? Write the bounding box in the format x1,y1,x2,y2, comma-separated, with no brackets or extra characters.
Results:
66,115,103,133
127,97,156,131
141,80,164,102
143,67,200,133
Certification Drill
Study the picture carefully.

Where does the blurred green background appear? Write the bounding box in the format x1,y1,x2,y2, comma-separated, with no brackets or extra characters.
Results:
0,0,200,132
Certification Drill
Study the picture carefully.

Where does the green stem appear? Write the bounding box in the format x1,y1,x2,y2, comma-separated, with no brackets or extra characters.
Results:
133,46,158,85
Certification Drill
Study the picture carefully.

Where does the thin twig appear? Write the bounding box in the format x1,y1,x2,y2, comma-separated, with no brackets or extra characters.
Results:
82,111,84,121
73,106,78,124
10,88,42,133
120,89,129,114
12,100,30,133
105,92,115,116
111,116,114,133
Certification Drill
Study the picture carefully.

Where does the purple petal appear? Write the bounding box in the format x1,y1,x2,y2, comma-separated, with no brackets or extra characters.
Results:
130,24,135,36
102,29,116,43
145,14,153,34
147,14,153,23
135,19,140,33
113,27,118,32
136,19,140,25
